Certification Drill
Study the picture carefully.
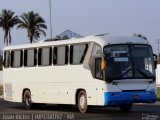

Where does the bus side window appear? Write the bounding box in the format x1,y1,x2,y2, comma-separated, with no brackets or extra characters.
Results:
53,46,68,65
11,50,23,68
38,47,52,66
95,58,103,80
89,44,103,80
24,49,37,67
4,51,10,68
70,44,88,65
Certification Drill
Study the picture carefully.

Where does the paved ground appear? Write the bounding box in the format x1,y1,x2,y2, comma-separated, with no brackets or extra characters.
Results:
0,98,160,120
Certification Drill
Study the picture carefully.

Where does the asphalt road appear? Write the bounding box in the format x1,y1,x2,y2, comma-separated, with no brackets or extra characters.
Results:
0,98,160,120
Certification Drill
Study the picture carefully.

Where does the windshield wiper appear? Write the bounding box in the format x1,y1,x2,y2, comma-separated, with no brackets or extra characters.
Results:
119,66,154,79
120,67,133,78
135,67,154,78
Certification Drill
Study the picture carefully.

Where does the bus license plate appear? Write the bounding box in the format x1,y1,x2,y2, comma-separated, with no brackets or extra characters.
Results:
132,95,139,99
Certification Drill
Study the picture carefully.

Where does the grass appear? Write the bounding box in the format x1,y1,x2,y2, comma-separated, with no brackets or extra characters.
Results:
157,87,160,101
0,85,3,96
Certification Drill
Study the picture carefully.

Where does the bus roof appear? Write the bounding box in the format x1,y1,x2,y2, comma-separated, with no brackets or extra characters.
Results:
101,36,149,45
3,35,149,50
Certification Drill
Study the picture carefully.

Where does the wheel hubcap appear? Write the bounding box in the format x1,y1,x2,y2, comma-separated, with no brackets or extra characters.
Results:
25,96,30,106
80,95,86,109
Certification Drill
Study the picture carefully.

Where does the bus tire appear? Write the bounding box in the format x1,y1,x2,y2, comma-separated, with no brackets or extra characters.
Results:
78,90,88,113
23,90,32,110
119,103,132,112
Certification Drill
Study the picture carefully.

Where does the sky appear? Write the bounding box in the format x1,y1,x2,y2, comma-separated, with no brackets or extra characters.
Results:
0,0,160,54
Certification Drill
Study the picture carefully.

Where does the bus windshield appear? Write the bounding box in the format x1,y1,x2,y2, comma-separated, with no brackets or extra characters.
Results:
104,44,155,81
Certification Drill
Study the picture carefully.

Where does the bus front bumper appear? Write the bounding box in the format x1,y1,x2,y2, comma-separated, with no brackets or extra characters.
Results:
104,91,156,106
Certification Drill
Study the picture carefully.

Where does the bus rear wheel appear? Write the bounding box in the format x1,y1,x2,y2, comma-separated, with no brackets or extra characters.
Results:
78,90,88,113
119,103,132,112
23,90,32,110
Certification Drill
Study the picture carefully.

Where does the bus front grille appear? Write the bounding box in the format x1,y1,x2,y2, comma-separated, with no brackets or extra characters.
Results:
122,90,146,92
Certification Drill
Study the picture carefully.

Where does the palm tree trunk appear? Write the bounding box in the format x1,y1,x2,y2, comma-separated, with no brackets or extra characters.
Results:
8,29,11,45
4,34,6,44
4,29,9,46
30,36,33,43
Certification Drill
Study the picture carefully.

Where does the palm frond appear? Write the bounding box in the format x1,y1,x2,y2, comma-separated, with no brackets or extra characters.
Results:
0,9,20,45
37,23,47,29
17,11,47,43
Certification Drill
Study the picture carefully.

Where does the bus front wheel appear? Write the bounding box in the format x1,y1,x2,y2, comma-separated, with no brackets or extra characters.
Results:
23,90,32,110
119,103,132,112
78,90,88,113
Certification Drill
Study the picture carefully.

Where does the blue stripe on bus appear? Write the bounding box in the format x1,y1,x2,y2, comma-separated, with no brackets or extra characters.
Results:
104,91,156,106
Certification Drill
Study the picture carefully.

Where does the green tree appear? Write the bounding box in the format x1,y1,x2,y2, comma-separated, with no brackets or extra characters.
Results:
17,11,47,43
133,33,147,40
0,9,19,45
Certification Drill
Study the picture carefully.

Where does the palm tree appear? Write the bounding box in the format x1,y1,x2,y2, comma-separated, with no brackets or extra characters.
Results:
0,9,19,45
17,11,47,43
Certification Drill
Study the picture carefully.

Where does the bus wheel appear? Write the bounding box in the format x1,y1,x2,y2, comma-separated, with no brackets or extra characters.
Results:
78,90,88,113
23,90,32,110
119,103,132,112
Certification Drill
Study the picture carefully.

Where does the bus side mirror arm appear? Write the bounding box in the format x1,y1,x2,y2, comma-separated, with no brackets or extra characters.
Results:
153,54,157,69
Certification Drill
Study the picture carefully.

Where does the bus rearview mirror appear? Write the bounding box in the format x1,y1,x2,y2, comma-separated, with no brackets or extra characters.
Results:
153,54,157,69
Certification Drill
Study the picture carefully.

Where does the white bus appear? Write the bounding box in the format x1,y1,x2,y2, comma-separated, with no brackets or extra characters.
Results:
3,35,157,113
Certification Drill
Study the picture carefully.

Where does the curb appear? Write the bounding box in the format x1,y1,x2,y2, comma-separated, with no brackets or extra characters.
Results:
155,101,160,105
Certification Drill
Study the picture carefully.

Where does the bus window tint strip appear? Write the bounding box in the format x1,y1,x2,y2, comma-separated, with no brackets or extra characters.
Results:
65,46,69,64
4,51,10,68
